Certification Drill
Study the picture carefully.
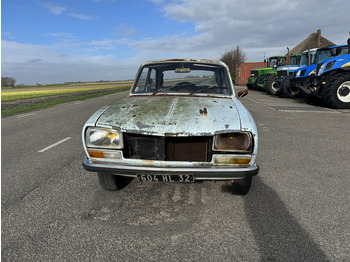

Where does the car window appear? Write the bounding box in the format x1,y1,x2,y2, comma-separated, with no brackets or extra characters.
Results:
132,63,232,96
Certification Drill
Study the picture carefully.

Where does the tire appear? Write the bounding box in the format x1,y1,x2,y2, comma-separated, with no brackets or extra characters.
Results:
255,75,268,91
246,83,255,90
281,76,301,98
304,94,326,107
323,74,350,109
232,177,252,195
97,172,133,191
265,76,282,95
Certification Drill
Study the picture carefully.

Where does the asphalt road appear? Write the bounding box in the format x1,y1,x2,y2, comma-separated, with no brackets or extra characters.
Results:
2,89,350,261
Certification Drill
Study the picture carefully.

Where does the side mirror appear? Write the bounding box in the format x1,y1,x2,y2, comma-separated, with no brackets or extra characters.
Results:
237,88,248,98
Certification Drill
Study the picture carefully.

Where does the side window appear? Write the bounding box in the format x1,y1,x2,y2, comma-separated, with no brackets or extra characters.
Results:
133,67,157,93
135,71,148,93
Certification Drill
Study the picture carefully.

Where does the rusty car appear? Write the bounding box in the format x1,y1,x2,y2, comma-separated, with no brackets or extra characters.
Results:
82,59,259,195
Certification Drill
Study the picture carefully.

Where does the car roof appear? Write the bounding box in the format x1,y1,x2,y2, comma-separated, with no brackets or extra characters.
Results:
142,59,227,67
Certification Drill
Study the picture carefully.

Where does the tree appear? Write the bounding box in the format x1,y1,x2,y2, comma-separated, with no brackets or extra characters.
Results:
1,77,16,87
220,46,246,79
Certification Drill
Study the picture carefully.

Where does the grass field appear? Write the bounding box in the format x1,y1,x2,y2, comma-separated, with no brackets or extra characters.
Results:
2,84,131,102
1,81,132,117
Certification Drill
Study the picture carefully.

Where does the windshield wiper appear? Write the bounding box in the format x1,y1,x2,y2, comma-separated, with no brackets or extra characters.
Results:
190,86,218,95
152,87,170,95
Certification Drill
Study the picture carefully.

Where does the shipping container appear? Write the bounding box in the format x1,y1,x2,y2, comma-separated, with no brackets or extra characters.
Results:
235,62,268,86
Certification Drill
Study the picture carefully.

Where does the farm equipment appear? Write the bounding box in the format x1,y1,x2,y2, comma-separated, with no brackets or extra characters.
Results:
286,45,348,98
265,52,303,95
246,56,286,90
300,53,350,109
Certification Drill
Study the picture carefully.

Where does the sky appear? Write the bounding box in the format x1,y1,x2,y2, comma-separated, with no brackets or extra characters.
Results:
1,0,350,85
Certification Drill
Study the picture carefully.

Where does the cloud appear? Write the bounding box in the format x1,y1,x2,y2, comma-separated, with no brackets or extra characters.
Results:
43,2,67,15
46,32,76,39
115,23,138,37
41,2,98,20
152,0,349,60
1,40,138,84
69,13,98,20
93,0,117,2
2,31,17,40
4,0,350,85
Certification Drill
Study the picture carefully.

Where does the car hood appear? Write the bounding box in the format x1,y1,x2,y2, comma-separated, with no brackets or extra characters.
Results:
95,95,247,136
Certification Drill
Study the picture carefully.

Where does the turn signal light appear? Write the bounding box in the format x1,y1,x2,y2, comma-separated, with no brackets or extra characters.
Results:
214,156,251,165
88,150,104,158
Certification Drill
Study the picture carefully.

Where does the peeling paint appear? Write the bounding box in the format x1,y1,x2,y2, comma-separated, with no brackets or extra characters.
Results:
96,96,246,136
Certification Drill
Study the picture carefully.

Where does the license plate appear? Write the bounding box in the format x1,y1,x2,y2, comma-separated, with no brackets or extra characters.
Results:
137,174,194,183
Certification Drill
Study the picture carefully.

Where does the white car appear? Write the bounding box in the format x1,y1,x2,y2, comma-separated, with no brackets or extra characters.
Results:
82,59,259,195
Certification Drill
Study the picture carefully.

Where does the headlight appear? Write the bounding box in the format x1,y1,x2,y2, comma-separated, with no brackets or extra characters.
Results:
318,63,326,76
296,70,301,77
86,127,123,149
213,132,253,153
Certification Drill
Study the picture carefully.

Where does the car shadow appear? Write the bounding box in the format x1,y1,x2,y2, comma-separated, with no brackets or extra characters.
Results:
242,177,330,262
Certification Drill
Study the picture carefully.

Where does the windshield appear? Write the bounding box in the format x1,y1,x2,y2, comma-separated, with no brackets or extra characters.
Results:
315,46,348,63
131,62,232,96
269,57,285,68
299,52,316,67
290,55,301,65
299,53,309,67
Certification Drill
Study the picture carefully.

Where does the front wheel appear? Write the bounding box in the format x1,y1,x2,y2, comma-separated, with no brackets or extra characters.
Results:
266,76,282,95
255,75,268,91
281,76,301,98
323,74,350,109
231,177,252,195
97,172,133,191
246,83,255,90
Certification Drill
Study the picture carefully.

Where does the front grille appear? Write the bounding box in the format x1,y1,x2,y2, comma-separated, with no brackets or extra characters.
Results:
251,70,258,77
123,134,212,162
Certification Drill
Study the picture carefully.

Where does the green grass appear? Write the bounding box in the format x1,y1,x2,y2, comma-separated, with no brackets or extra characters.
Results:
1,84,131,102
1,85,131,117
2,81,132,90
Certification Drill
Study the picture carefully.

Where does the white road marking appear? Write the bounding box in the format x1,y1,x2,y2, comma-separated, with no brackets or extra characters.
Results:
16,112,37,118
38,137,72,153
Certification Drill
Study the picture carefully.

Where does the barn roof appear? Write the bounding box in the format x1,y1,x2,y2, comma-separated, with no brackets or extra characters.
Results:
290,29,336,54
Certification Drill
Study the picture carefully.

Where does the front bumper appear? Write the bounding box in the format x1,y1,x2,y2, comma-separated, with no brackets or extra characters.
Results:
82,157,259,180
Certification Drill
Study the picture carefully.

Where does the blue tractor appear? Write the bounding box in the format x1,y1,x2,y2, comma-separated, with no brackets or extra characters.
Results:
285,45,348,98
266,49,316,96
301,53,350,109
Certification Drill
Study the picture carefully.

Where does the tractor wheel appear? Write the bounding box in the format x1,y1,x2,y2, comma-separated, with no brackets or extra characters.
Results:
323,74,350,109
256,75,268,91
246,83,255,90
265,76,282,95
281,76,301,98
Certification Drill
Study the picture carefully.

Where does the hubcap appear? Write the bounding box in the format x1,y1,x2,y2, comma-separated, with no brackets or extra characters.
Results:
337,81,350,103
290,86,300,95
272,81,280,92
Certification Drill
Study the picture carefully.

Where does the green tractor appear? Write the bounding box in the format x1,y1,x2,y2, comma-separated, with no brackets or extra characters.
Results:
246,56,286,90
265,52,303,95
